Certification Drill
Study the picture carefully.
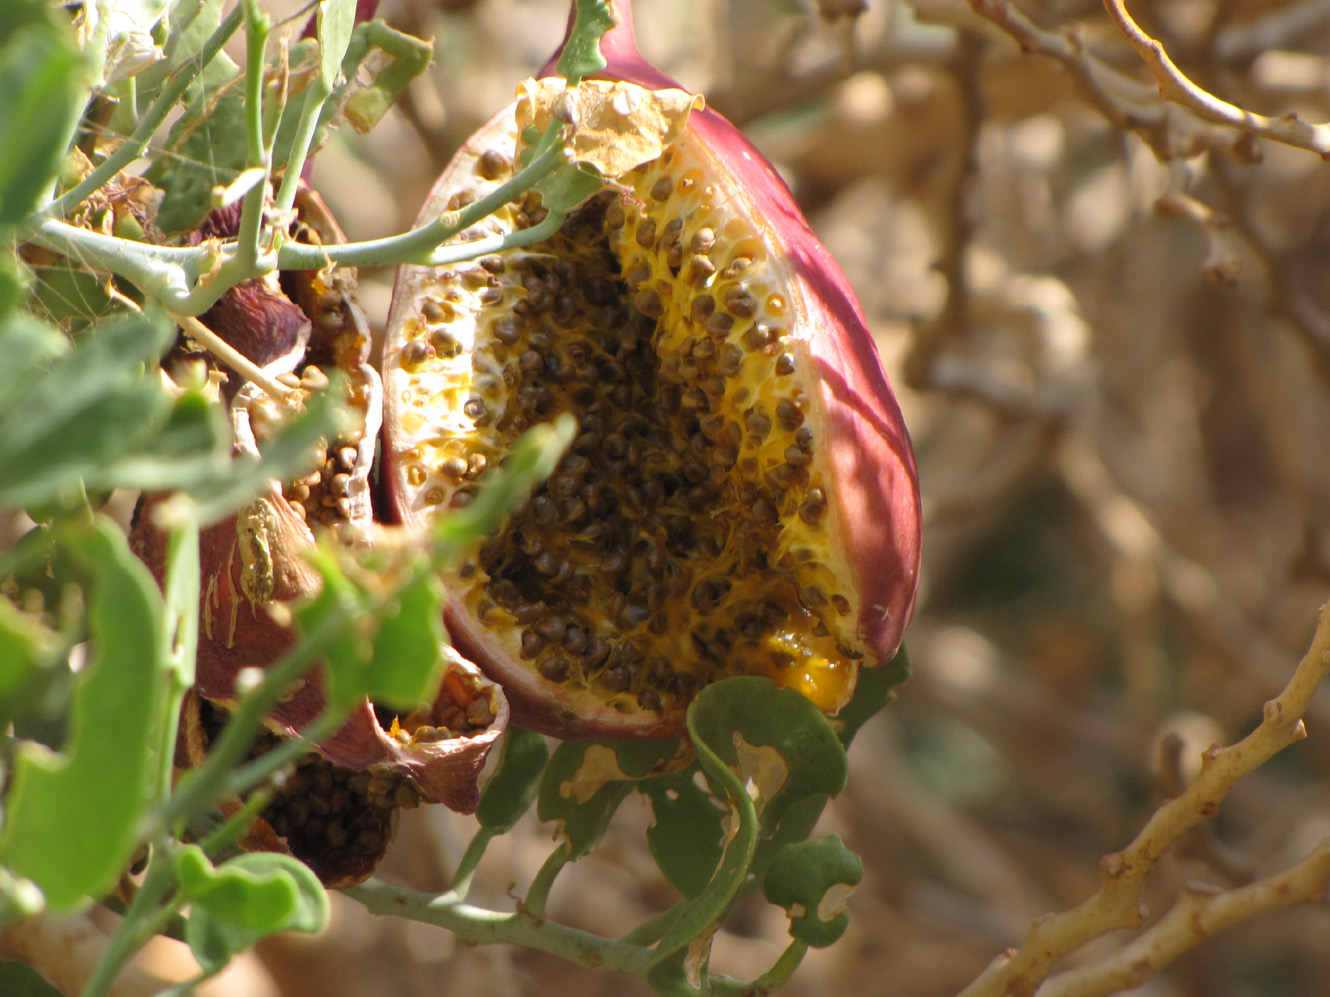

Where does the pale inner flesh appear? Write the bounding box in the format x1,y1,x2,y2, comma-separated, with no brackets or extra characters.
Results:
389,129,863,717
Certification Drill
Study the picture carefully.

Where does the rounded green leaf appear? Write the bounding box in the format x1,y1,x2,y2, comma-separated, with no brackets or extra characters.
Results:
537,739,677,858
763,835,862,948
0,520,166,911
477,728,549,834
686,676,848,834
641,768,725,898
182,851,328,974
175,845,298,933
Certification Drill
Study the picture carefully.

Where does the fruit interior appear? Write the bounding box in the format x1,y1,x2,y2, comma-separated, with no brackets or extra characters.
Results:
387,116,868,721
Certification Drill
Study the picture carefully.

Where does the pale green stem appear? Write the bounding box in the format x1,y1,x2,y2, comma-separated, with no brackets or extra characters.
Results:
446,828,495,901
236,0,274,275
713,941,809,996
273,78,331,214
344,878,654,976
522,846,570,921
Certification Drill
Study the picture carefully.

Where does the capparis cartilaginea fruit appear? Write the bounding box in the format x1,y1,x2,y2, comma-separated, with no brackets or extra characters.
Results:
383,0,921,739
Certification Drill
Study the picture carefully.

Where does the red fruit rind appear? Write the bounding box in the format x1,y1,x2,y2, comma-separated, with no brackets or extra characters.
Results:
383,1,920,738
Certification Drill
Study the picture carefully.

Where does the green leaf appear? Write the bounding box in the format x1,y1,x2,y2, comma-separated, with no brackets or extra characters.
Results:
831,644,910,750
641,767,726,899
149,86,248,232
176,845,298,932
645,689,763,995
184,852,327,974
0,599,65,730
293,543,367,709
0,959,65,997
763,835,862,948
300,543,446,711
0,519,166,911
537,739,678,859
0,309,175,508
340,21,434,134
0,20,85,230
477,728,549,834
0,256,26,319
687,676,847,838
557,0,614,86
317,0,356,92
534,162,605,218
432,416,576,561
360,564,445,709
0,312,64,418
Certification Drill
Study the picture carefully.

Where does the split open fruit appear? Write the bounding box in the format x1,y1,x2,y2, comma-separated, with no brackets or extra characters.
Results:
382,0,921,739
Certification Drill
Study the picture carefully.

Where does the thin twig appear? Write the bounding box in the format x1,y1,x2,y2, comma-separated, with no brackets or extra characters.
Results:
173,313,300,405
1104,0,1330,159
957,599,1330,997
1038,840,1330,997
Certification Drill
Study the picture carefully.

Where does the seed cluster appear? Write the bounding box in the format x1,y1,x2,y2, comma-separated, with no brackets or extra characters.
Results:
261,753,404,873
389,125,863,716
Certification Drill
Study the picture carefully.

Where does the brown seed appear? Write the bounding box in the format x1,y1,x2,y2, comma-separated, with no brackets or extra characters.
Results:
583,636,610,667
690,227,716,254
636,219,657,247
520,630,544,659
466,697,496,727
718,343,744,375
401,339,430,365
534,615,567,642
431,328,462,357
538,653,569,681
440,455,468,479
562,626,587,654
479,254,505,274
723,285,757,318
722,256,754,279
776,398,803,430
650,176,674,201
634,287,664,318
492,316,522,345
776,353,796,376
689,295,716,323
687,255,716,284
478,149,508,179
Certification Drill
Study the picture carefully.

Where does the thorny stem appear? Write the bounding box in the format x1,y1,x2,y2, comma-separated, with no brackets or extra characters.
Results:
1039,841,1330,997
81,843,186,997
152,607,346,831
